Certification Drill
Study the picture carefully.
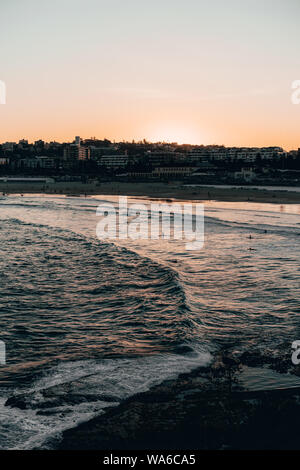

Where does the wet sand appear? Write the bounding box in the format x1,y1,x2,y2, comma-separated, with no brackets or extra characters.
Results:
1,181,300,204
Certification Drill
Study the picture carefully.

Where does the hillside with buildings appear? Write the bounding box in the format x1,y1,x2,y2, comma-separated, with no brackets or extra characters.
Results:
1,137,300,186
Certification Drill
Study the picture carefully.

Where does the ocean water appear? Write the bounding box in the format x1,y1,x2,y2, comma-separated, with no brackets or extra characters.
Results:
0,194,300,449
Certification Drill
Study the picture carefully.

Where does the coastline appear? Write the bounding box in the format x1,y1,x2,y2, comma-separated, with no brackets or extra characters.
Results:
2,184,300,450
1,181,300,204
56,351,300,450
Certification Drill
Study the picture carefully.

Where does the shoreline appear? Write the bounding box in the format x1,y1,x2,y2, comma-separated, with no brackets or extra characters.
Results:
1,181,300,204
2,182,300,449
56,351,300,450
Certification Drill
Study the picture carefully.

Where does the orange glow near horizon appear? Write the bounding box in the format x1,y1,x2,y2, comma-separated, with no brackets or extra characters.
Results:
1,113,298,150
144,122,203,145
1,79,299,150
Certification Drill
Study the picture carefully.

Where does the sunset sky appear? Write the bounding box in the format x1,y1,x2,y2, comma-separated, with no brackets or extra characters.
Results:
1,0,300,149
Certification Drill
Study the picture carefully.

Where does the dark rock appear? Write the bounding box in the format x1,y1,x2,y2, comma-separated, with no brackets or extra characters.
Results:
5,395,28,410
56,361,300,450
239,351,267,367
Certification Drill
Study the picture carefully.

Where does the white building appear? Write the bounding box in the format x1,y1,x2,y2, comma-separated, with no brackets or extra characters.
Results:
100,155,129,168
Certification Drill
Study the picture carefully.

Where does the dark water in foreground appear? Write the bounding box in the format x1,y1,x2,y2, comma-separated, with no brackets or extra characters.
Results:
0,195,299,448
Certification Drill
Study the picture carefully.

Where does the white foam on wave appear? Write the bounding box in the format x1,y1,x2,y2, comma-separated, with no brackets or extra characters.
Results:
0,348,211,450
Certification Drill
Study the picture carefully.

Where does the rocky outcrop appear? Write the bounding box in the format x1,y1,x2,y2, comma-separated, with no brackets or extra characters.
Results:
57,355,300,450
6,351,300,449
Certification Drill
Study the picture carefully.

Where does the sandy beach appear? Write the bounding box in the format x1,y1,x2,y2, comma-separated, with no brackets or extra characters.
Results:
1,181,300,204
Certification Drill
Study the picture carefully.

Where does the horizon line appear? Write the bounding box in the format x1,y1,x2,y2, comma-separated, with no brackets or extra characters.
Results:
1,138,298,152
